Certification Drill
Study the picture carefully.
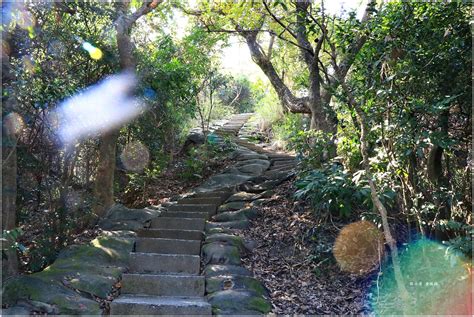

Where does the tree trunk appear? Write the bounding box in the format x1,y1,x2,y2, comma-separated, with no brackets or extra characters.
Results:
342,81,410,310
92,130,119,219
1,27,19,278
2,126,19,278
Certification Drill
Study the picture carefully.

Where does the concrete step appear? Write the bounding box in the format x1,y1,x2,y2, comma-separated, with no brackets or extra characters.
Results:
136,228,203,240
121,273,205,297
160,211,209,219
135,237,201,255
129,253,200,275
110,295,212,315
151,217,206,231
178,196,225,205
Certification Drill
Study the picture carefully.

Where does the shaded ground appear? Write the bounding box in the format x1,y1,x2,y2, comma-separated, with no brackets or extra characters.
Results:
239,179,374,315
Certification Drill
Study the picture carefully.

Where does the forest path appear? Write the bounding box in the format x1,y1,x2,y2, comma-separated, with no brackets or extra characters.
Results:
110,113,296,315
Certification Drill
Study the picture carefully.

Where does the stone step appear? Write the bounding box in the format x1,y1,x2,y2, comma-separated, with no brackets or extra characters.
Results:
160,211,209,219
192,190,231,200
129,253,200,275
178,196,225,205
110,295,212,315
136,228,203,240
121,274,205,297
167,204,217,214
135,237,201,255
151,217,206,231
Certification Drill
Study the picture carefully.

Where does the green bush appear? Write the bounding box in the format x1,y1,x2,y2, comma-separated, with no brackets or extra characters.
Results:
287,130,333,170
295,164,370,218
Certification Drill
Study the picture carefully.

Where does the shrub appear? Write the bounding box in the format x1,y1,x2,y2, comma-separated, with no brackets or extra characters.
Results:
295,164,370,218
288,130,333,170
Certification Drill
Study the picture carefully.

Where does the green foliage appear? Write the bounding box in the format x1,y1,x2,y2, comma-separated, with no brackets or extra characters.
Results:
287,130,333,170
272,113,307,149
295,164,370,218
178,142,230,181
252,80,284,130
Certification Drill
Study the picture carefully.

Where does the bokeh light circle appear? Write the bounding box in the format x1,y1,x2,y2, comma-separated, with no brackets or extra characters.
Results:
333,220,385,275
120,141,150,172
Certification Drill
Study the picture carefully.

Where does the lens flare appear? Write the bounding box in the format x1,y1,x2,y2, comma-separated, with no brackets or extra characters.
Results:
333,220,385,275
82,42,103,60
13,7,35,30
55,72,145,144
369,238,472,315
3,112,25,136
120,141,150,172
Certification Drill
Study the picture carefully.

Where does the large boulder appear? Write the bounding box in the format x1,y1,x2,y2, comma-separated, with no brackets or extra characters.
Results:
213,208,258,222
218,201,248,212
2,276,101,315
205,220,250,231
99,204,161,230
2,231,135,314
226,191,261,202
207,290,271,315
202,242,241,265
203,265,253,278
204,233,247,252
206,275,269,297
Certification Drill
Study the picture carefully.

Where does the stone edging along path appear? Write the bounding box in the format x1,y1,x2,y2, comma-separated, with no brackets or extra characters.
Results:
2,113,297,315
110,113,297,315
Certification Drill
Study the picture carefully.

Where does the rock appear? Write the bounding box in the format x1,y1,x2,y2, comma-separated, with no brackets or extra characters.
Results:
181,132,205,153
206,275,269,297
206,220,250,230
99,204,161,230
237,164,268,176
235,159,270,168
213,208,258,222
244,239,257,252
2,305,32,315
2,276,101,315
259,190,274,198
218,201,248,212
229,149,256,160
226,192,260,202
206,227,234,235
202,242,241,265
105,204,161,222
99,219,144,230
207,290,271,314
204,234,246,252
3,230,135,310
203,265,253,278
250,199,271,207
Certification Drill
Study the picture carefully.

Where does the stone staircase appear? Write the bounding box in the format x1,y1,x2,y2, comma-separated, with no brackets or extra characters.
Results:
110,115,253,315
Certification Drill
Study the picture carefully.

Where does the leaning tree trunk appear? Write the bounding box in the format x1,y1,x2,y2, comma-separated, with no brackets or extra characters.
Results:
342,82,410,310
